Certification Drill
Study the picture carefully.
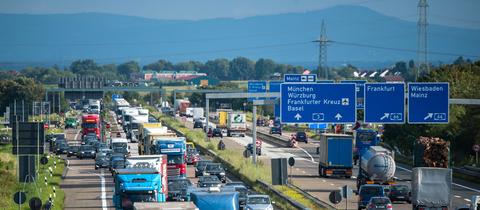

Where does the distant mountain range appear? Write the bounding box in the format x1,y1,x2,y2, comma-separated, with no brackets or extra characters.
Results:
0,5,479,70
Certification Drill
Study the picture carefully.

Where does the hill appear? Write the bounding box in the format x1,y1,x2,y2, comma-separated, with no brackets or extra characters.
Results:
0,5,479,69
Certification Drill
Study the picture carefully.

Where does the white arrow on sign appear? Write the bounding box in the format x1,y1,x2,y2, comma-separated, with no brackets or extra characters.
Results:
335,113,342,120
380,113,390,120
294,113,302,120
424,113,433,120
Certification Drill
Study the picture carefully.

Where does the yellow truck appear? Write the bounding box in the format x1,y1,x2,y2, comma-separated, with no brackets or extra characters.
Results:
138,123,162,155
140,127,177,155
216,109,232,129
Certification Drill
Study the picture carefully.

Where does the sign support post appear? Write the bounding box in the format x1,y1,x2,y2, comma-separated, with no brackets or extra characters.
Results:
252,105,257,164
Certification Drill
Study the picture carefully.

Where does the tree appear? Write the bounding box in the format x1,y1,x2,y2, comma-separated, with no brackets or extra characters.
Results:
204,59,229,80
70,59,100,74
118,61,141,79
143,59,174,71
254,58,276,80
174,61,204,72
229,57,255,80
0,77,44,112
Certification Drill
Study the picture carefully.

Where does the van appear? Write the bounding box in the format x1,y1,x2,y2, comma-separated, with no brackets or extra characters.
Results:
358,184,386,209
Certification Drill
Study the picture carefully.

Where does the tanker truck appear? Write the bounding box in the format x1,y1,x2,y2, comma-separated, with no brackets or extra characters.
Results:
356,146,396,190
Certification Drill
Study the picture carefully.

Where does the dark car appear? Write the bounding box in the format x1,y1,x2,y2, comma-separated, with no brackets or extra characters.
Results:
366,197,393,210
95,153,111,170
246,143,261,156
296,131,308,143
109,155,126,173
186,148,200,165
223,184,248,208
167,177,194,201
256,119,265,126
55,143,69,155
212,128,223,137
203,163,227,183
112,147,128,158
269,127,282,135
67,145,80,157
96,143,108,152
388,185,411,203
358,185,386,209
193,121,203,129
195,160,213,177
77,145,96,159
197,175,221,188
148,116,158,123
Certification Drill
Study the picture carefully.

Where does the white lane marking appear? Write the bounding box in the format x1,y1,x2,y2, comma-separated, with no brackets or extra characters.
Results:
322,180,326,182
99,170,107,210
302,171,306,174
454,195,462,198
297,146,317,163
396,165,480,193
351,176,356,179
330,183,334,186
465,198,471,202
74,129,81,141
65,159,108,210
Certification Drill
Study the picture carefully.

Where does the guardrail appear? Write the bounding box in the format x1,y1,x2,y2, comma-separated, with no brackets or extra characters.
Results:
246,128,289,147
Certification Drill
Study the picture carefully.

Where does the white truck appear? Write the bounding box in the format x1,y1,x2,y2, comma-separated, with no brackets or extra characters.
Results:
192,108,204,119
128,115,149,143
121,108,140,131
226,112,246,137
412,167,452,210
88,99,101,114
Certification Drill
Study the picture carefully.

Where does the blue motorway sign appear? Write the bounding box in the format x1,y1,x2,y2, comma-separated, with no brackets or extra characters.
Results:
284,74,317,83
408,82,449,124
112,94,122,100
248,81,267,102
269,81,283,118
341,80,366,108
280,83,356,123
317,80,334,83
364,83,405,124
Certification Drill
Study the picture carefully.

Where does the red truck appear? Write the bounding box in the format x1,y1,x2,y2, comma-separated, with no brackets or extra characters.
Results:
82,114,100,137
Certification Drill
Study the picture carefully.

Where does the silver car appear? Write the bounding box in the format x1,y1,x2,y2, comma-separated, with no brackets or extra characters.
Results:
245,194,274,210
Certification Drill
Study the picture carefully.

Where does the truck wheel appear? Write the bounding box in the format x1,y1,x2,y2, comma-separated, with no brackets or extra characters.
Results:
345,176,351,179
319,167,324,177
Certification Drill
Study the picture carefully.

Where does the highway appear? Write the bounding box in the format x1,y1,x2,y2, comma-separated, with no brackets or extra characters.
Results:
180,117,480,209
59,109,262,210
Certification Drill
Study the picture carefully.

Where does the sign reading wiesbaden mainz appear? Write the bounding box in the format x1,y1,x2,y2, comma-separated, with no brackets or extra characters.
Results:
408,82,449,124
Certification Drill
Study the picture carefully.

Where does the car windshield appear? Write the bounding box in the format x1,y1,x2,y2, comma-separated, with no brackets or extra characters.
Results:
357,132,376,143
297,132,306,137
80,145,93,150
247,196,270,204
112,142,127,149
168,179,192,191
361,187,383,196
206,164,222,171
113,147,127,153
83,123,97,128
167,155,184,164
54,134,65,139
201,176,219,182
391,185,409,193
196,161,211,168
371,197,391,205
69,146,79,151
131,123,139,129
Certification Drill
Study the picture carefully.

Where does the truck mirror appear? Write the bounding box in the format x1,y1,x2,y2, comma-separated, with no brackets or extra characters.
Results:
316,147,320,155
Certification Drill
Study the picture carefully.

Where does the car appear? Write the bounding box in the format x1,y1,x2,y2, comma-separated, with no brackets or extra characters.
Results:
388,184,411,203
256,119,265,127
53,139,67,152
197,175,221,188
186,142,195,150
109,155,126,173
95,153,111,170
167,177,194,201
223,184,249,208
296,131,308,143
195,160,212,177
212,128,223,137
96,143,108,152
77,145,96,159
366,197,393,210
246,143,261,156
245,194,274,210
269,127,282,135
186,148,200,165
67,145,80,157
148,116,158,123
358,185,387,210
203,163,226,183
55,143,69,155
193,121,203,129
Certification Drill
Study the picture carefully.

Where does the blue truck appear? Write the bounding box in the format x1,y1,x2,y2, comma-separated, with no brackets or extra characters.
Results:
190,188,239,210
354,129,381,157
113,168,166,210
317,133,354,178
152,137,188,177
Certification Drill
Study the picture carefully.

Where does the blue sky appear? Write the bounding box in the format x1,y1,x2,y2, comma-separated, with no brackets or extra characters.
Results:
0,0,479,28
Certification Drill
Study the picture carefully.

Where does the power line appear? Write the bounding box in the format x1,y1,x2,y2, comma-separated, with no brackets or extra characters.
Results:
329,40,480,58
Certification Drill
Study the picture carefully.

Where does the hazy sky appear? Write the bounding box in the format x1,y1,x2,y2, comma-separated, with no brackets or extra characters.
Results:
0,0,479,29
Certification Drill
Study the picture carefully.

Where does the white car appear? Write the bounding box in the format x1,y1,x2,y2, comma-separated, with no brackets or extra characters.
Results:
244,194,274,210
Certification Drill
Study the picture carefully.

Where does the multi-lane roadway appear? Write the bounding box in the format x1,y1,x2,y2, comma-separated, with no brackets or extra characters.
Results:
180,117,480,209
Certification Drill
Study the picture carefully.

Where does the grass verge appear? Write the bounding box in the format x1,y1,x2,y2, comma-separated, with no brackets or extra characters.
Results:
0,144,65,210
158,114,325,210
